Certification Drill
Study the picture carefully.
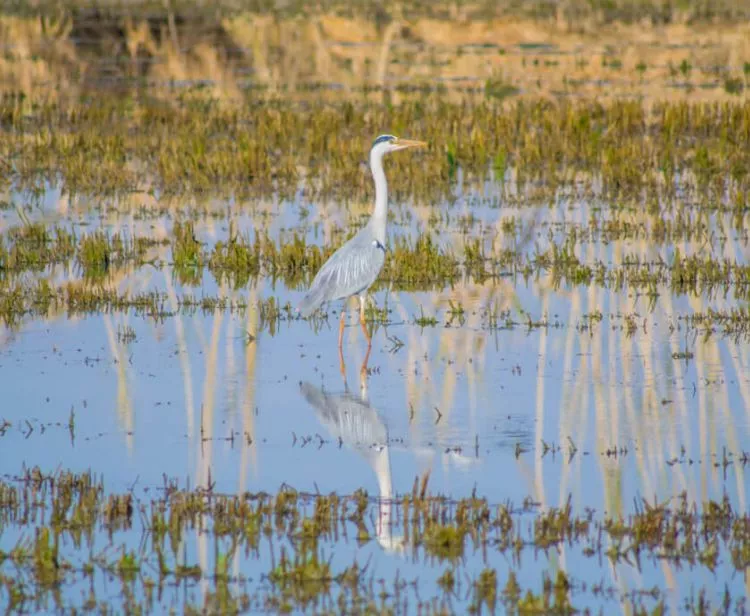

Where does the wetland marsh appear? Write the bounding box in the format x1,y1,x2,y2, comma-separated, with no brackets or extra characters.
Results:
1,1,750,613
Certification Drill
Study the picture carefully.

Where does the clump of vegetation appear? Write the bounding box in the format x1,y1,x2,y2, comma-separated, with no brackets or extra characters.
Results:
268,549,332,607
385,234,459,288
422,523,467,560
1,3,749,614
1,95,749,211
0,465,746,612
172,221,203,285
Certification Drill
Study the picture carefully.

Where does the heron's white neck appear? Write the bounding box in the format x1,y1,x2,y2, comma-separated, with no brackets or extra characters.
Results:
370,149,388,244
373,447,394,542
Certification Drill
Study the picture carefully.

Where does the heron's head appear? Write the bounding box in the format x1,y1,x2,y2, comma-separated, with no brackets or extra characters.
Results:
371,134,427,157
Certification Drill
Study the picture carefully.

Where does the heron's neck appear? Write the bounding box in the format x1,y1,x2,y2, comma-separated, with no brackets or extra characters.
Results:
373,448,393,536
370,150,388,243
373,448,392,497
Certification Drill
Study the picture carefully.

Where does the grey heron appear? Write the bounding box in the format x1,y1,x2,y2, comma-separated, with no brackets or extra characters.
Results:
297,134,426,349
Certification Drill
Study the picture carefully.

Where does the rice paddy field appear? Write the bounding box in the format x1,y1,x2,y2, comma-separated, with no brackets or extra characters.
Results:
1,0,750,613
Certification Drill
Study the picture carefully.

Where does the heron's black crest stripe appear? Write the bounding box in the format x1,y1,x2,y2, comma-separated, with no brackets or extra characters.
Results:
372,134,396,146
372,239,386,253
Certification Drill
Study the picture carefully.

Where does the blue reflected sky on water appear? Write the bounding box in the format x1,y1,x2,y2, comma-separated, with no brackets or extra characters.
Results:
1,275,747,507
1,285,748,611
1,183,749,611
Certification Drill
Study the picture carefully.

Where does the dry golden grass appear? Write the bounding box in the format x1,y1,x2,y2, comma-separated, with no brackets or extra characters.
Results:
1,10,749,103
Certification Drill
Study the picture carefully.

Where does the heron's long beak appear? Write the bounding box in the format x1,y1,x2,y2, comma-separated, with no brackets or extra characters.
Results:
396,138,427,149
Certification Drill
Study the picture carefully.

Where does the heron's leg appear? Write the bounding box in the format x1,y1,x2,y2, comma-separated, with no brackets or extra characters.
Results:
359,295,371,346
358,362,368,399
360,340,372,378
337,307,346,349
338,303,348,377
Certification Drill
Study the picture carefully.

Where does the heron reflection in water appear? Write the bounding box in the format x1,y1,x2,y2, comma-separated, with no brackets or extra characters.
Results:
299,372,404,553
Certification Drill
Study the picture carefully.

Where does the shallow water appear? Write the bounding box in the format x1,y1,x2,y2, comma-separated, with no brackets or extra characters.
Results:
1,178,749,612
2,4,750,609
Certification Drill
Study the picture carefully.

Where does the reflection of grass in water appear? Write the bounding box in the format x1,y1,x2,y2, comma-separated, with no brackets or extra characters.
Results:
172,221,203,285
1,216,747,610
6,207,750,347
0,466,747,612
1,9,749,610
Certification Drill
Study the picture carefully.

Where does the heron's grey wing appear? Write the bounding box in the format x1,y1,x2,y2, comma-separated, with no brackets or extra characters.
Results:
298,231,385,316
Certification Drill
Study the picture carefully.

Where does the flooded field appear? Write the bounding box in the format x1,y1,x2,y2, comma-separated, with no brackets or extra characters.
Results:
1,1,750,613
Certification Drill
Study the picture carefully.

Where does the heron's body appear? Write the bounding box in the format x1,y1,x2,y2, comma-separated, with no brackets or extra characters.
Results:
297,135,425,328
297,220,386,317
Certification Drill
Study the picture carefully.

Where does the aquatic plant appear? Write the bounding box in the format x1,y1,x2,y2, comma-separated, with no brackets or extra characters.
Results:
0,467,746,613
